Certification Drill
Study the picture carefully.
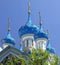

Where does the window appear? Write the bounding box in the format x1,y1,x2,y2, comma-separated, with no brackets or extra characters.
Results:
32,40,33,46
24,40,27,47
23,39,34,48
27,40,28,47
38,41,44,49
28,39,33,47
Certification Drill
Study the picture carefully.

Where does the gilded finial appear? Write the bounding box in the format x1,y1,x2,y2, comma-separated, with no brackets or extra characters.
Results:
8,18,10,31
28,2,31,14
39,12,42,26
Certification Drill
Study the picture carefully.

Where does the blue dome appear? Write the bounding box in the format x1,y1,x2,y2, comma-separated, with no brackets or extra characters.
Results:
46,48,55,54
46,40,55,54
2,32,15,45
18,5,39,38
34,31,48,39
34,25,48,39
19,24,39,38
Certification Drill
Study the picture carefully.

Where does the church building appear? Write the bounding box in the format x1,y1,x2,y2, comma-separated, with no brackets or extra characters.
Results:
0,2,55,63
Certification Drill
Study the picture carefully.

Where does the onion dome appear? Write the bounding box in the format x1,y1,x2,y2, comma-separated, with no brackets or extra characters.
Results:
2,18,15,46
18,2,38,38
46,39,55,54
34,12,48,39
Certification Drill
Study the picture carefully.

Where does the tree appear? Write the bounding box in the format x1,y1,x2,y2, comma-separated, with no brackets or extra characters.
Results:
0,55,26,65
50,55,60,65
26,49,48,65
27,49,60,65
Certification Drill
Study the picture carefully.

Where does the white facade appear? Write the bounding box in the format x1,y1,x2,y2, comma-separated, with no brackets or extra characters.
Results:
21,34,35,51
20,34,48,52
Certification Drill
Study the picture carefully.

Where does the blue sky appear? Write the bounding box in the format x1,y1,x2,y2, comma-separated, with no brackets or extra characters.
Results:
0,0,60,56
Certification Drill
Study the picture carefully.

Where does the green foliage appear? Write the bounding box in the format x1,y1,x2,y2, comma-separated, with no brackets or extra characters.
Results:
0,63,3,65
27,49,49,65
0,55,26,65
50,55,60,65
27,49,60,65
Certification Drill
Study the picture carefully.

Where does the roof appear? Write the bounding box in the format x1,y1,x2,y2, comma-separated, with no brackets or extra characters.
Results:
46,40,55,54
34,31,48,40
34,26,48,40
0,46,29,62
2,31,15,45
